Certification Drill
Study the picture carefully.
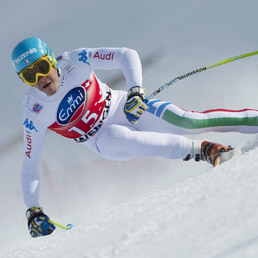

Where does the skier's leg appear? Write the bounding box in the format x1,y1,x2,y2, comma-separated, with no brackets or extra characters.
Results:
94,94,240,164
95,124,190,161
136,99,258,135
95,124,233,166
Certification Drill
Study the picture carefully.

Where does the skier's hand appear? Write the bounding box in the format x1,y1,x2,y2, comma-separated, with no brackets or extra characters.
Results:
26,207,55,238
124,86,149,124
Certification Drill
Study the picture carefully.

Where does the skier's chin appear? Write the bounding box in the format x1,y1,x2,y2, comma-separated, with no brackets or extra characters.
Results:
46,84,59,96
40,82,59,96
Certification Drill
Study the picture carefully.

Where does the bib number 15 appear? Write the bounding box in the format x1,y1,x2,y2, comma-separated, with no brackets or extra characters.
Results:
68,110,98,136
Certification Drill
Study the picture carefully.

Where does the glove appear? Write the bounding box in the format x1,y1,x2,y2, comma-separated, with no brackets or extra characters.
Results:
124,86,149,124
26,207,56,238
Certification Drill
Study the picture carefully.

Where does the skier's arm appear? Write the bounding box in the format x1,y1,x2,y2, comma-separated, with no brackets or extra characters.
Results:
69,47,143,89
21,109,56,237
68,47,148,123
86,47,149,123
21,108,46,207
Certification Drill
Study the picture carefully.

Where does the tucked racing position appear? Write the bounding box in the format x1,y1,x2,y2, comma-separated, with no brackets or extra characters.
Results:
11,37,258,238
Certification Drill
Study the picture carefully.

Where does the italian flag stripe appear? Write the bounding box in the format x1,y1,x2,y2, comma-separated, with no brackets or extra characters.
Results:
162,109,258,129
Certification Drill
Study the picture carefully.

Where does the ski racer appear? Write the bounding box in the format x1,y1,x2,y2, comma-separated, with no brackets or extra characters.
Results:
11,37,258,238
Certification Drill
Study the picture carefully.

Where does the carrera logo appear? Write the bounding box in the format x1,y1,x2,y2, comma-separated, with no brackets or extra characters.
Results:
57,87,86,125
93,52,114,60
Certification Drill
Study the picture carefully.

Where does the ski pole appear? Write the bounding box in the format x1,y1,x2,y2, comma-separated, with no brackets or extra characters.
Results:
49,219,73,230
147,50,258,100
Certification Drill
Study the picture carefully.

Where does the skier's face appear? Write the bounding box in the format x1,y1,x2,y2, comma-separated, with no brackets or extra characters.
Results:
34,67,59,96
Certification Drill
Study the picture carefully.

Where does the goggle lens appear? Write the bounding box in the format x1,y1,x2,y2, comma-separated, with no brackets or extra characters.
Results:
19,56,52,85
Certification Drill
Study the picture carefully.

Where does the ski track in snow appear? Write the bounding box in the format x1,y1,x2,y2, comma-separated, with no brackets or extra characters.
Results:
2,144,258,258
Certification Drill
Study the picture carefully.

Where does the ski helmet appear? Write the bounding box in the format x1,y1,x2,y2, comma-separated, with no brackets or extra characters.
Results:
11,37,59,75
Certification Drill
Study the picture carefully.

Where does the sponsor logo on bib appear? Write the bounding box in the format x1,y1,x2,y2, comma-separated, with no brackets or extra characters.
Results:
57,87,86,125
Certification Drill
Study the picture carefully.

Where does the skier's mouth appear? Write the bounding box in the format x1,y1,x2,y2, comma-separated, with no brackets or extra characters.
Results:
43,82,51,89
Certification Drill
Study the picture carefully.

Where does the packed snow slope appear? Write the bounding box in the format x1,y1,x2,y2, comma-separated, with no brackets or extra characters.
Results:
2,0,258,257
2,141,258,258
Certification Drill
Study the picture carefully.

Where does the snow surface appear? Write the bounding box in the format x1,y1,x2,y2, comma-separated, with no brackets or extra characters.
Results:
2,0,258,257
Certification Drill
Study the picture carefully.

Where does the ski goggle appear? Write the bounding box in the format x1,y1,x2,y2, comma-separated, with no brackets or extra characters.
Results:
18,55,53,86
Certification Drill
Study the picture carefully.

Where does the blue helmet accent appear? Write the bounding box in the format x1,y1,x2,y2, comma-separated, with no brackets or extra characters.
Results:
11,37,59,74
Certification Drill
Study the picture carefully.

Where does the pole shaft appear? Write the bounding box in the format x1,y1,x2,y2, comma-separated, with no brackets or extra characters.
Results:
147,50,258,100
